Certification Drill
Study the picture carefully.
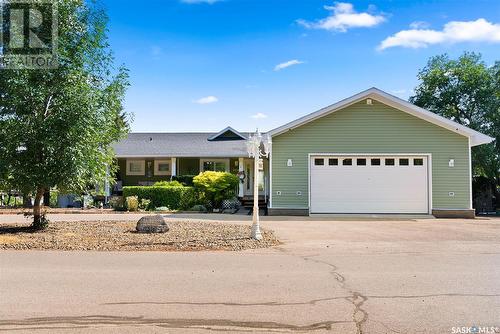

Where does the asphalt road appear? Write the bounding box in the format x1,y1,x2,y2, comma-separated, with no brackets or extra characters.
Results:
1,214,499,333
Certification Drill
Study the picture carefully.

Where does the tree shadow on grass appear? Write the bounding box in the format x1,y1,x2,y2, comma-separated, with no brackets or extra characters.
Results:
0,225,40,234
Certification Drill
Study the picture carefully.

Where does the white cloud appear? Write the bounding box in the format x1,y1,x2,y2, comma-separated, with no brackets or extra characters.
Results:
194,96,218,104
297,2,385,32
409,21,430,29
378,18,500,50
251,112,268,119
180,0,221,3
274,59,304,71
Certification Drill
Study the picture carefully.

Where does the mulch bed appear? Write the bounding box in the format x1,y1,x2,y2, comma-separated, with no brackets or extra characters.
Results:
0,220,280,251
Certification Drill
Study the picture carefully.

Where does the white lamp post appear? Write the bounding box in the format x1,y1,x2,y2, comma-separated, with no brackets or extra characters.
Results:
246,129,272,240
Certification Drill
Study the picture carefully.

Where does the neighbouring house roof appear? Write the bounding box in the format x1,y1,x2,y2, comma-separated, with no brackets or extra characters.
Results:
267,87,494,147
113,131,251,158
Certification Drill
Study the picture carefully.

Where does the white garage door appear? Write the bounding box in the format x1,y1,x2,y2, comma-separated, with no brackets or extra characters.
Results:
310,155,429,214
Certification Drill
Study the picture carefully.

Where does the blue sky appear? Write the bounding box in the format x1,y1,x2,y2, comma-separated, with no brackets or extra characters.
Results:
104,0,500,132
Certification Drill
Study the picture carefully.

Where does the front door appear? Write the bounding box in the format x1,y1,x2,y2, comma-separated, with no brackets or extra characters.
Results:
243,159,267,197
244,160,253,196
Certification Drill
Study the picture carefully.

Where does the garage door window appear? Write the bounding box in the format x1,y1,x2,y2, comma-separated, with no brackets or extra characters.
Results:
314,158,324,166
371,158,381,166
414,158,424,166
328,158,338,166
343,158,352,166
385,158,395,166
399,158,409,166
357,158,367,166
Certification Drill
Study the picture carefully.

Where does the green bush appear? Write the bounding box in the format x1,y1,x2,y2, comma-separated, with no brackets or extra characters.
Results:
109,196,125,210
193,171,238,208
139,198,152,211
122,186,197,210
172,175,195,186
188,204,208,213
49,189,59,208
153,180,183,187
125,196,139,211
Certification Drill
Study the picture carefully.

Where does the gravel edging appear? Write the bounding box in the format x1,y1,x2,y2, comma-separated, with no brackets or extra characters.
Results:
0,220,280,251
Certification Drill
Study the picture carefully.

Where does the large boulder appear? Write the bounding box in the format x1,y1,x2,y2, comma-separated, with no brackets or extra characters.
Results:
136,215,169,233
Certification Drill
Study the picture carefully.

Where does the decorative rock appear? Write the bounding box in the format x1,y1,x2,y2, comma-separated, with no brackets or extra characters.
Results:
136,215,169,233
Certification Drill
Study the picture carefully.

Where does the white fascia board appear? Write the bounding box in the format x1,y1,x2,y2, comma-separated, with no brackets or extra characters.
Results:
268,87,494,147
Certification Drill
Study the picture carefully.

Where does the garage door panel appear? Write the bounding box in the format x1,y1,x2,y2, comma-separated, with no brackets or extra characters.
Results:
310,156,429,214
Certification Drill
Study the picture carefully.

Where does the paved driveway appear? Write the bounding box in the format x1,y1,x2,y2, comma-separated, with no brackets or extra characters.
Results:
0,214,499,333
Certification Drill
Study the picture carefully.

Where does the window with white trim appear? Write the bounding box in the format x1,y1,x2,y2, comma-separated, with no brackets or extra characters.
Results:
413,158,424,166
126,160,145,175
201,159,229,172
314,158,324,166
154,159,171,175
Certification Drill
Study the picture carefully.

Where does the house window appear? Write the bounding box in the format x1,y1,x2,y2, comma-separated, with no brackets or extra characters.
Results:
154,159,171,176
343,158,352,166
371,158,381,166
357,158,367,166
385,158,395,166
399,158,409,166
201,159,229,172
126,160,145,176
414,158,424,166
328,158,338,166
314,158,324,166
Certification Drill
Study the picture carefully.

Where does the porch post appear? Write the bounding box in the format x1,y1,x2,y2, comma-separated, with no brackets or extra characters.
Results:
171,157,177,179
238,157,244,198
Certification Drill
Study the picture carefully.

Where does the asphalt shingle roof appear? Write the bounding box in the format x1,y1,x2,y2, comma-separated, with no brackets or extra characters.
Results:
113,132,251,158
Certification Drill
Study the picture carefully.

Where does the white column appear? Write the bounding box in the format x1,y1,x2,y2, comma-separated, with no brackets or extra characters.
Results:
251,154,262,240
171,157,177,177
238,157,244,198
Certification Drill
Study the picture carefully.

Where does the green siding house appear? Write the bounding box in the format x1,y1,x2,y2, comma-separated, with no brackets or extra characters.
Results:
114,88,493,218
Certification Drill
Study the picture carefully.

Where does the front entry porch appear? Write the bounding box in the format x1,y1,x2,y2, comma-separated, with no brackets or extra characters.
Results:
115,157,270,202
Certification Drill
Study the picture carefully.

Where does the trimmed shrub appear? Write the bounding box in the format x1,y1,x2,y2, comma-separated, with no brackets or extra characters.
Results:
172,175,195,186
109,195,125,211
193,171,238,209
125,196,139,212
188,204,208,213
139,198,152,211
153,180,183,187
123,186,197,210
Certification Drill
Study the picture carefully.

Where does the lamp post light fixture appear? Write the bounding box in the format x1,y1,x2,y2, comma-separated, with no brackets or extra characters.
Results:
246,129,272,240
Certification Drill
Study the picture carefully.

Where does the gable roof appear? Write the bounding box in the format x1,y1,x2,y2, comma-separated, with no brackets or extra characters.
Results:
268,87,494,147
113,132,251,158
207,126,247,141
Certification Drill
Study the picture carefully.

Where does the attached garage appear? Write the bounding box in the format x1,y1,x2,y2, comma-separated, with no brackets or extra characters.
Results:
268,88,494,218
309,155,430,214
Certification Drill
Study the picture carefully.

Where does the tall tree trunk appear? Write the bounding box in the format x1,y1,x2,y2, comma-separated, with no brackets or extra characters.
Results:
33,187,46,229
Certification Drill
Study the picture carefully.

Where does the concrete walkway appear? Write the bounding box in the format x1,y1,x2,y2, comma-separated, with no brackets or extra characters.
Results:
0,214,499,333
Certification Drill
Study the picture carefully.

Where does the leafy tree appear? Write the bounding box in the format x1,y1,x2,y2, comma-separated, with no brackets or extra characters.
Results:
0,0,129,228
410,52,499,204
193,172,239,208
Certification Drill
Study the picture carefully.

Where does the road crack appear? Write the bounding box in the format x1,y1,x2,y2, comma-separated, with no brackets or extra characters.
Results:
300,254,368,334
